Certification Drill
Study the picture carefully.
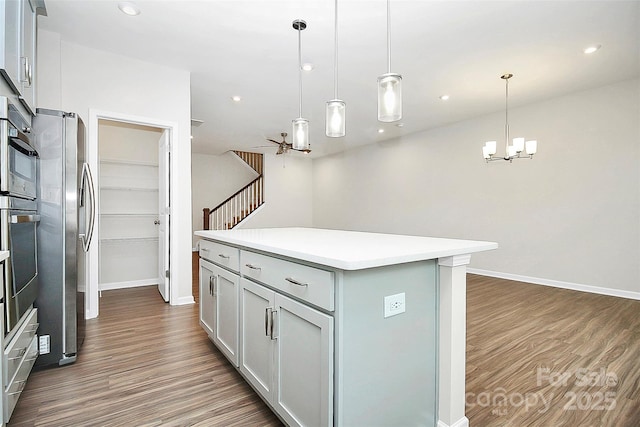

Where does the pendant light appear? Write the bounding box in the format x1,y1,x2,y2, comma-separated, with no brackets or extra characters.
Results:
377,0,402,122
326,0,345,137
292,19,310,151
482,73,538,162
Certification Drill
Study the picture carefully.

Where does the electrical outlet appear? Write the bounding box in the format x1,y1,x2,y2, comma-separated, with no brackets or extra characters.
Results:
384,292,406,318
39,335,50,354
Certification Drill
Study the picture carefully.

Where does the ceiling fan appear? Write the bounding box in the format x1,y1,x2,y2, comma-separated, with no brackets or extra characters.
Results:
266,132,292,155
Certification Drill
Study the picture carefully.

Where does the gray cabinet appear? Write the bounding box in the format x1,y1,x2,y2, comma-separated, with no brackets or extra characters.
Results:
240,278,333,427
198,235,438,426
199,260,215,338
199,256,239,367
0,0,38,115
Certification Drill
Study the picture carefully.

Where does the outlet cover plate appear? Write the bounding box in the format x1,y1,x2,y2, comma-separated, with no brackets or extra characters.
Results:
384,292,406,318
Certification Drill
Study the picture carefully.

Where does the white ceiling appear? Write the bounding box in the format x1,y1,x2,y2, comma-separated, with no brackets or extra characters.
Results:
39,0,640,158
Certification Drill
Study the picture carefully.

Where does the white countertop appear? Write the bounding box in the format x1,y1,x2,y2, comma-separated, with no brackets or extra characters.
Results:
0,250,8,263
195,228,498,270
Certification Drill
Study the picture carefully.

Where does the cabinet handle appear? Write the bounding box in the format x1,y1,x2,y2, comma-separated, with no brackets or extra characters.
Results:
212,276,217,298
245,263,261,270
209,276,213,295
201,248,210,252
265,307,272,337
285,277,308,287
270,310,277,340
218,253,230,259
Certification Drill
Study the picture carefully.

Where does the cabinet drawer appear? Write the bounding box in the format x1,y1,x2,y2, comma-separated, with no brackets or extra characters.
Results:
4,308,38,387
4,334,38,422
199,239,240,272
241,251,334,311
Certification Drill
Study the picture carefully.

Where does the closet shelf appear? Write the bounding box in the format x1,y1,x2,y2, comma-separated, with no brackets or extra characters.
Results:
100,237,159,243
100,186,159,192
100,213,158,217
100,158,159,167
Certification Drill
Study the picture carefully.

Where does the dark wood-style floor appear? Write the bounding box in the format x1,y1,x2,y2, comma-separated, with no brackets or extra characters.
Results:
8,254,640,426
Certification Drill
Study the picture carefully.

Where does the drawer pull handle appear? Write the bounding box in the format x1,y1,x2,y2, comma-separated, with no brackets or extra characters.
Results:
201,248,210,252
245,263,261,270
265,307,272,337
218,254,230,259
285,277,308,287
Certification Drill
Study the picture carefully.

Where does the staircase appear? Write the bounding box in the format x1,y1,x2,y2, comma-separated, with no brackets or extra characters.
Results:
203,151,264,230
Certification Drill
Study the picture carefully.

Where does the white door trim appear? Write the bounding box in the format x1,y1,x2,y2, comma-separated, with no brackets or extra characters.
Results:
87,109,179,319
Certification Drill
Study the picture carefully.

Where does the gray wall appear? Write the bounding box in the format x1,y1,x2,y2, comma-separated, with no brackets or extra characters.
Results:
312,79,640,295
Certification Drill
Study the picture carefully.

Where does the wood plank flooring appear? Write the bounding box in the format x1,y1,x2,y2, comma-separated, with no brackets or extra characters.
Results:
8,254,640,426
466,275,640,426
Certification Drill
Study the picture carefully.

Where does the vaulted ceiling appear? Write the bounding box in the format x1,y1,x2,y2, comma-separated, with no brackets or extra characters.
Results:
39,0,640,157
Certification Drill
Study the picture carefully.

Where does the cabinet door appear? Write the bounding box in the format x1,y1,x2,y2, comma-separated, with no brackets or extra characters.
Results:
1,0,21,92
210,263,239,367
199,260,215,337
19,0,36,114
239,279,274,400
273,293,333,427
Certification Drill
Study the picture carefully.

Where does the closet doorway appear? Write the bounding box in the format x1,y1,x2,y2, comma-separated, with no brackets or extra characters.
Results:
87,111,174,318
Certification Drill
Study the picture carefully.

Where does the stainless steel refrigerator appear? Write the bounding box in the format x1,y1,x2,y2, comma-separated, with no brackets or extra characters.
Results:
33,108,95,367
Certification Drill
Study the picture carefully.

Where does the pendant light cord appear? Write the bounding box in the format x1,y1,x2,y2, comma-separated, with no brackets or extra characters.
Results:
334,0,339,99
386,0,391,73
298,25,303,117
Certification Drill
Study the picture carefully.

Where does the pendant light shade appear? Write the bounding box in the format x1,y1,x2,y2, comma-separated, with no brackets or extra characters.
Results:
377,0,402,122
378,73,402,122
292,117,309,151
292,19,310,151
326,99,345,137
326,0,346,137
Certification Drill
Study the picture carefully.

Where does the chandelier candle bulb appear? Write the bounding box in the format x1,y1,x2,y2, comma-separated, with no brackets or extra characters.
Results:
525,140,537,155
482,146,491,159
513,137,525,153
486,140,497,155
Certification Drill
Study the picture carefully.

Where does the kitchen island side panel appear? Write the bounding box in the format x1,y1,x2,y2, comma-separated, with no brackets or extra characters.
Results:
335,260,438,426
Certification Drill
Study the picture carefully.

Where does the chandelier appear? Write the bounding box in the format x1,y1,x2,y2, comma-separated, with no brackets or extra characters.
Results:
482,73,537,162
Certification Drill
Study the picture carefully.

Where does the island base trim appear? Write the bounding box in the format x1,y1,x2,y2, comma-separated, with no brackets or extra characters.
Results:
437,416,469,427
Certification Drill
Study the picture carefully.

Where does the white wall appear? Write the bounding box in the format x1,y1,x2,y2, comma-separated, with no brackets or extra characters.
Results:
191,152,258,248
239,153,314,229
38,29,194,313
313,79,640,296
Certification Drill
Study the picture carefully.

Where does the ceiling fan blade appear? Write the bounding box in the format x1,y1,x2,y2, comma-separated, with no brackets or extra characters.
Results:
266,138,281,144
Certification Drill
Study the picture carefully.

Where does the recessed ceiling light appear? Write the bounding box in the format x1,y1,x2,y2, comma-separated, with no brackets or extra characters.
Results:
118,2,140,16
439,95,450,101
302,63,314,71
583,44,601,54
231,95,242,102
378,128,385,133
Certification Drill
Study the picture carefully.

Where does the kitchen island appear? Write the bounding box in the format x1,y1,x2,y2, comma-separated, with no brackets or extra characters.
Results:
195,227,497,427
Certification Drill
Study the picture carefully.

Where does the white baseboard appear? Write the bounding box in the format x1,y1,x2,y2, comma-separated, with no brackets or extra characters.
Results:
467,268,640,300
173,295,195,305
99,279,158,291
438,416,469,427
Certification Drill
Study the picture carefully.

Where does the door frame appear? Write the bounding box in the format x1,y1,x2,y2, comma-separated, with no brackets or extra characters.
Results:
87,109,178,319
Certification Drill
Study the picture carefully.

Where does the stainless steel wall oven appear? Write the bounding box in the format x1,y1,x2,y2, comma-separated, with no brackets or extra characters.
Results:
1,96,39,336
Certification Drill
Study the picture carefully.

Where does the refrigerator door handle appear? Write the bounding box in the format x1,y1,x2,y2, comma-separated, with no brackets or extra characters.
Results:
80,162,96,252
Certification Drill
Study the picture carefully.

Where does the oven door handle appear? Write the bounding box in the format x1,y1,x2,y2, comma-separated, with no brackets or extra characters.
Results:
79,163,96,252
10,214,40,224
